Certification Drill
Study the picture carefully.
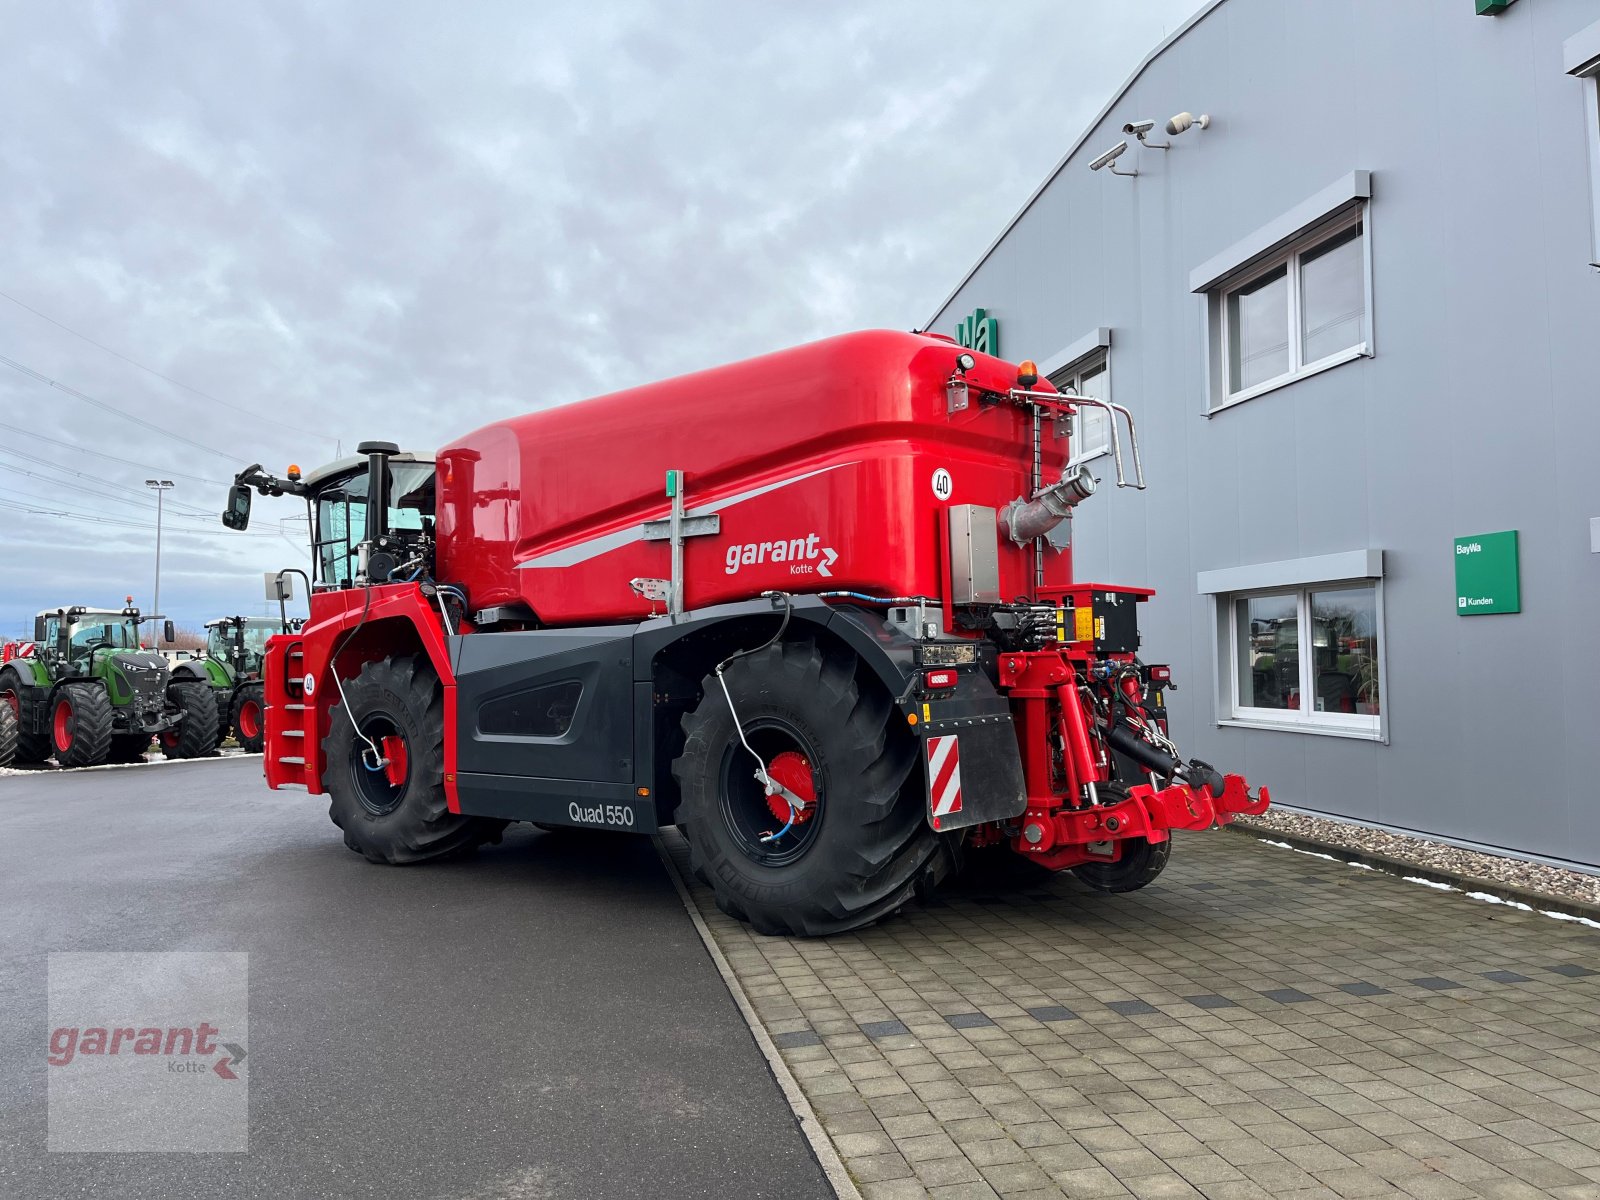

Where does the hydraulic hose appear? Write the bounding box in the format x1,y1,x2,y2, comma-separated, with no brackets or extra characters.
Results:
1104,722,1225,795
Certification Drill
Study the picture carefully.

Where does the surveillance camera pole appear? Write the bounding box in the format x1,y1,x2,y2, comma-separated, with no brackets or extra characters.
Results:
144,479,175,640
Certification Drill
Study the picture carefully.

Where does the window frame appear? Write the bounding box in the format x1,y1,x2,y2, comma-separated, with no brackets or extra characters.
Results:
1214,207,1370,412
1215,575,1387,742
1047,350,1113,466
1578,66,1600,267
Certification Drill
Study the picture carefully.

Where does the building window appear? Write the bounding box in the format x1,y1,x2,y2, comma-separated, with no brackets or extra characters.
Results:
1217,211,1368,409
1048,352,1111,463
1228,580,1381,736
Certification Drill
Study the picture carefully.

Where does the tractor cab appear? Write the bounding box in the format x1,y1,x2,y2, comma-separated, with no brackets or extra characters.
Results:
226,444,436,590
35,604,173,674
203,616,280,682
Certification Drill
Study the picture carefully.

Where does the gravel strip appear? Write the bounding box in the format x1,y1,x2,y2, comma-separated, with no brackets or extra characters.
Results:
1235,807,1600,907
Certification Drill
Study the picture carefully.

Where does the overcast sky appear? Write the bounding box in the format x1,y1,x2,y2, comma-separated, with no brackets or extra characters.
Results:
0,0,1203,639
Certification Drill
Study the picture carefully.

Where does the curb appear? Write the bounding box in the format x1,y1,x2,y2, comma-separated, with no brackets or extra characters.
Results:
1227,823,1600,926
652,832,863,1200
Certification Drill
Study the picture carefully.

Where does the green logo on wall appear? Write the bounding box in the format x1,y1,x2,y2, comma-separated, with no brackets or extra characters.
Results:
1454,530,1520,614
955,308,999,357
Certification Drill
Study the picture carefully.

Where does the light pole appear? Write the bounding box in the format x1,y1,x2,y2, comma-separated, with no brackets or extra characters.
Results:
145,479,175,642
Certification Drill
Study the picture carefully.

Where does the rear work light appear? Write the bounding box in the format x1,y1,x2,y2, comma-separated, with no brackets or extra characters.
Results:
1147,664,1172,686
916,643,978,666
923,669,959,690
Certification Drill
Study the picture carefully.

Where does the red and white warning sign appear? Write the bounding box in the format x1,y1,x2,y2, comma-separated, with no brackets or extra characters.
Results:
926,735,963,817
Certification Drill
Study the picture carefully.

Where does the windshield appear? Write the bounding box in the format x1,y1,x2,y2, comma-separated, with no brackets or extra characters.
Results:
67,615,140,657
314,462,434,587
207,620,279,671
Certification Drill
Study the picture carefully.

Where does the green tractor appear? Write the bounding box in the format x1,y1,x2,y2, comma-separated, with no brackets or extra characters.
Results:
170,615,282,753
0,603,219,768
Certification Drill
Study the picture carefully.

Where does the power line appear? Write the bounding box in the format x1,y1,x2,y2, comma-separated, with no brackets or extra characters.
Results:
0,494,282,539
0,288,340,446
0,451,220,517
0,419,231,486
0,352,239,461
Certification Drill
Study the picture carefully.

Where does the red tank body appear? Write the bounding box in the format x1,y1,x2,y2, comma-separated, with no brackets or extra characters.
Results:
436,330,1071,625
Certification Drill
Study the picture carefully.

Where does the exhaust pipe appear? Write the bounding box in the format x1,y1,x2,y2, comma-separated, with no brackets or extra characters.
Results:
1001,464,1097,545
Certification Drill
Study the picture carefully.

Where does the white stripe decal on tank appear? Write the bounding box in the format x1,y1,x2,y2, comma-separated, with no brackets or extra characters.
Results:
515,462,854,570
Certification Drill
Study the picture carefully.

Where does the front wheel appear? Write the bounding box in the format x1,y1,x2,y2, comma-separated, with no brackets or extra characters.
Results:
672,639,938,937
231,684,265,754
52,684,114,768
323,655,507,863
161,681,219,760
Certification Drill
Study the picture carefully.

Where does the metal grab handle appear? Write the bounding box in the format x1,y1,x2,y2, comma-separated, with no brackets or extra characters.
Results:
1008,388,1147,490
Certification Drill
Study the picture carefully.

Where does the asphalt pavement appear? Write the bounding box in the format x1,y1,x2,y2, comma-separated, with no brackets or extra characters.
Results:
0,757,831,1199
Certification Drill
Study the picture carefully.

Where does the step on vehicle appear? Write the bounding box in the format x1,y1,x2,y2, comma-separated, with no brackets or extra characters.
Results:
170,616,285,753
0,602,219,768
223,331,1269,936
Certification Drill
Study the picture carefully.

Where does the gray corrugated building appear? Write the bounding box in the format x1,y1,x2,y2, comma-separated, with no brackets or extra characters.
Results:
927,0,1600,870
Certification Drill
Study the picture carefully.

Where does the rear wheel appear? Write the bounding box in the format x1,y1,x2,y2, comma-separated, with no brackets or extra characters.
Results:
1071,783,1172,892
324,654,507,863
672,639,938,937
161,681,219,760
51,684,114,768
0,668,50,764
107,734,153,764
231,684,265,753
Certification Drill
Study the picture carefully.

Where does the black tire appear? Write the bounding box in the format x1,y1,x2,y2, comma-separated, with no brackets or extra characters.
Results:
163,681,219,760
323,654,508,864
0,668,50,764
672,639,938,937
0,697,16,768
231,684,266,754
1071,783,1172,892
51,683,114,768
107,734,153,764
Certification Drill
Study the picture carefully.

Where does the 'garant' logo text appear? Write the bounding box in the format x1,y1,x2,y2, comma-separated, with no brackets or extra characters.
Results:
725,533,838,578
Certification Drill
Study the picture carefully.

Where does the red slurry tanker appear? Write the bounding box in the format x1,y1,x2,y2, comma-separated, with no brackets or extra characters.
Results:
224,331,1268,935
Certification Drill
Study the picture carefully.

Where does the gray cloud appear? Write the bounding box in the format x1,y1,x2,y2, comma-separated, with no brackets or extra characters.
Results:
0,0,1201,637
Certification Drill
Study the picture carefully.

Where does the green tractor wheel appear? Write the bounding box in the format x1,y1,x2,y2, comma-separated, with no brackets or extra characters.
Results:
159,681,219,760
0,668,50,764
51,683,114,769
0,696,16,768
232,684,266,754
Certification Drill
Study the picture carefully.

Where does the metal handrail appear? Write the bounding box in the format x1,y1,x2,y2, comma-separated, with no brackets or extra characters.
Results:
1007,388,1147,490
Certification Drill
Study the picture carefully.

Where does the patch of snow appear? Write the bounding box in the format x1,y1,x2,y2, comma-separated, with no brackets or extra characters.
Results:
1404,876,1456,891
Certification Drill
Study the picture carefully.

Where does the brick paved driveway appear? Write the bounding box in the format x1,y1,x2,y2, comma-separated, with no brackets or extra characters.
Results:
666,828,1600,1200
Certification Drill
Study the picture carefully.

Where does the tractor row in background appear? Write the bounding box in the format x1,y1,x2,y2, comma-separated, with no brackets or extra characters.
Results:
0,606,284,769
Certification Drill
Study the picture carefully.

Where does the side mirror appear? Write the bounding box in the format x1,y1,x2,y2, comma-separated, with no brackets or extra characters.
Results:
34,615,46,642
163,620,176,645
222,484,252,530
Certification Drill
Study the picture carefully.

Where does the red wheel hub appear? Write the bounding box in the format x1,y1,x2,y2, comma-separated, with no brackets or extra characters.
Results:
764,750,816,825
52,698,73,752
160,730,179,752
237,698,261,739
380,734,408,788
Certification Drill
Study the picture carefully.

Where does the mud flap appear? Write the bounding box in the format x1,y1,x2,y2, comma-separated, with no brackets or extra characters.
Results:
921,717,1026,833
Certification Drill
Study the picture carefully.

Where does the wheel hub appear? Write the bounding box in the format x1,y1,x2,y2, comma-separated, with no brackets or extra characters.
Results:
764,750,816,826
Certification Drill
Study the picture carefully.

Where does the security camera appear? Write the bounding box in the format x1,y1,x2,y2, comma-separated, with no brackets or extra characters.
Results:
1088,141,1129,171
1166,111,1212,136
1123,118,1169,149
